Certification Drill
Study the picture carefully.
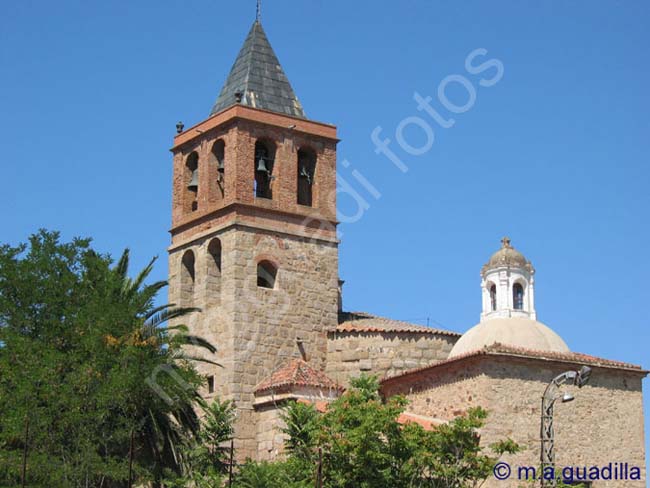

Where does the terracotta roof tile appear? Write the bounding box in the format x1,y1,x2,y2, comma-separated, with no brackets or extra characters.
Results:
255,359,344,394
381,342,645,387
397,412,445,431
336,311,460,336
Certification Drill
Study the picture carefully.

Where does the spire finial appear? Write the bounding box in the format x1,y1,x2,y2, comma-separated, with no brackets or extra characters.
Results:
501,236,512,248
256,0,262,22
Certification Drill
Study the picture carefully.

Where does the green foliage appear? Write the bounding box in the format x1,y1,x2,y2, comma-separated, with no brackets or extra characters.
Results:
237,374,520,488
280,401,319,458
0,230,215,487
177,398,236,486
233,460,311,488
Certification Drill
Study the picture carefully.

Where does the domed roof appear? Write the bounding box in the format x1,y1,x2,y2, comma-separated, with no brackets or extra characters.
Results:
482,237,533,274
448,317,569,358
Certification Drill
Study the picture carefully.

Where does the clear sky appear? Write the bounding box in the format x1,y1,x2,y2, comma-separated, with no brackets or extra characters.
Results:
2,0,649,474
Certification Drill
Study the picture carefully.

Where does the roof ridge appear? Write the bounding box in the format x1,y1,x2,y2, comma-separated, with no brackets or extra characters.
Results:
254,358,344,394
381,342,646,387
337,311,460,336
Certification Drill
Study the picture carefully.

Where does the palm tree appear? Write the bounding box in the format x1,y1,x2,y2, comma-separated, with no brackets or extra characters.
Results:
109,249,218,487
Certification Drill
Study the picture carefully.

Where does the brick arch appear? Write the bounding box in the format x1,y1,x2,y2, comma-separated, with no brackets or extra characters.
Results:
297,146,317,207
185,151,199,213
254,138,276,199
254,253,282,270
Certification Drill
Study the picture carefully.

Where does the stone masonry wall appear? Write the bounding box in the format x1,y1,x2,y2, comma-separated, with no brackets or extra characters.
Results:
383,356,646,488
169,225,339,460
256,405,287,461
326,331,456,387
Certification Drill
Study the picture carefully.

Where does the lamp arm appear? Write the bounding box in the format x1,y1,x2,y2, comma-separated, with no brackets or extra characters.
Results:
543,371,577,401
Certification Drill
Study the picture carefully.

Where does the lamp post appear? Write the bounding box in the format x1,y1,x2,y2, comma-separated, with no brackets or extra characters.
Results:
540,365,592,487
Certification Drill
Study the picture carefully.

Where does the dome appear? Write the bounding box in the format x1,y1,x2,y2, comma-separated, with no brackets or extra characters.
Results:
482,237,533,274
448,317,569,357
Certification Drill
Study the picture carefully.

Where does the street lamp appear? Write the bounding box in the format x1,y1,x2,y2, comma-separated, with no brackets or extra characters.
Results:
540,365,592,487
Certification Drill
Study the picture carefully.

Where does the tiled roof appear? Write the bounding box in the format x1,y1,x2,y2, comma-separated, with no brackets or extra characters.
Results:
336,311,460,337
210,21,305,119
381,342,645,387
255,359,344,394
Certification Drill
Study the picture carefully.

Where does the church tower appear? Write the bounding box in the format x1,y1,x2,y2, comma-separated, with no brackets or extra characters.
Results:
168,19,340,458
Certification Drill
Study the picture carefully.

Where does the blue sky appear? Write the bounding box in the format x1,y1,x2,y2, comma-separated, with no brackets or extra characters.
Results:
2,0,649,472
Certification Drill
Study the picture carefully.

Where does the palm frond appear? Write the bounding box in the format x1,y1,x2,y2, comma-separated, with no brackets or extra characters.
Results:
170,352,222,366
129,256,158,295
171,334,217,354
145,307,201,328
114,248,130,280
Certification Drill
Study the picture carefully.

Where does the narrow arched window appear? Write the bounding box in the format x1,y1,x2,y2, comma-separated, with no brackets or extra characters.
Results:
186,152,199,212
208,239,221,274
181,250,196,305
212,140,225,194
490,284,497,311
513,283,524,310
257,260,277,289
254,140,275,199
297,148,316,206
207,238,222,306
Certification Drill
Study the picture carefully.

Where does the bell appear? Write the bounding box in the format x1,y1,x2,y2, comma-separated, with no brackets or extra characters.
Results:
299,166,312,184
187,169,199,190
217,159,225,173
256,158,268,173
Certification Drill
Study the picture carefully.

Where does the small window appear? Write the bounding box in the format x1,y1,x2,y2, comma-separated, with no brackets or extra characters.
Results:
254,140,275,199
297,148,316,206
257,260,277,289
513,283,524,310
207,375,215,394
490,284,497,311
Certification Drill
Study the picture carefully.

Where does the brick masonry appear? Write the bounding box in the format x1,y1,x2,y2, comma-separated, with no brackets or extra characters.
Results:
168,107,340,460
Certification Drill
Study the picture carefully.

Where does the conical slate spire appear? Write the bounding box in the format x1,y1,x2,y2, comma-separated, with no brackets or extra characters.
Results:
210,21,306,119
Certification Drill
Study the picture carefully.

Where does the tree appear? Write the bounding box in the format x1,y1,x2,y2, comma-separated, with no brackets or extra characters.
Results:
0,230,216,487
177,398,236,487
273,375,520,488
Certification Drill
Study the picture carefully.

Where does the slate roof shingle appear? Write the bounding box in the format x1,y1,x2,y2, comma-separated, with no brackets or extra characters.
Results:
210,21,305,119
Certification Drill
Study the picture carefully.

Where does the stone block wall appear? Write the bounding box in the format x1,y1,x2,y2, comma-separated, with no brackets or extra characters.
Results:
256,405,287,461
326,331,456,386
382,356,646,487
169,225,339,460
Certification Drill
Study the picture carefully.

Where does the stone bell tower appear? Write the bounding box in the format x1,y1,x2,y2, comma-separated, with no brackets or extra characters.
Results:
167,19,340,458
